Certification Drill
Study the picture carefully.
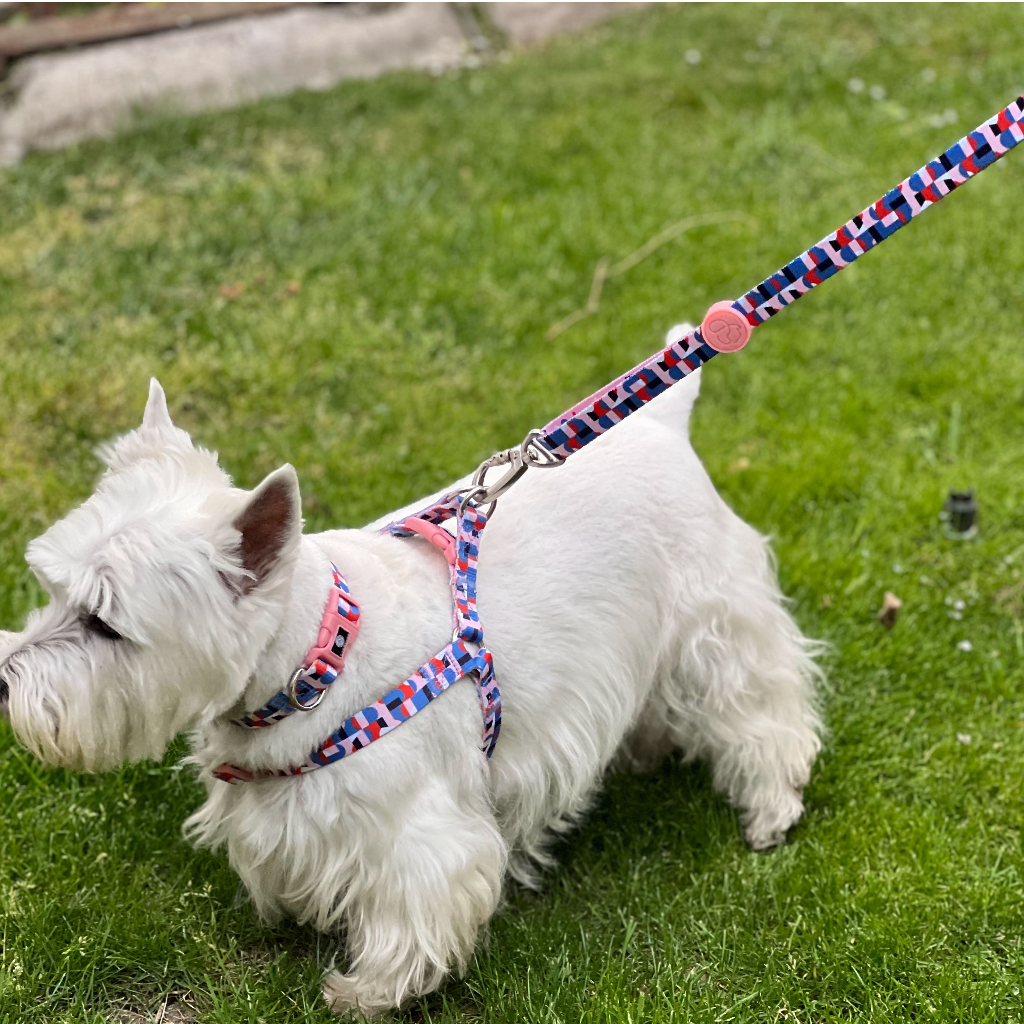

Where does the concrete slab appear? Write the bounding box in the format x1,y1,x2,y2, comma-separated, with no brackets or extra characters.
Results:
0,4,467,165
488,2,648,47
0,2,652,166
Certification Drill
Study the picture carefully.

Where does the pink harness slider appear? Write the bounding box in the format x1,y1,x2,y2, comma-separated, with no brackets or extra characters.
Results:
402,517,457,565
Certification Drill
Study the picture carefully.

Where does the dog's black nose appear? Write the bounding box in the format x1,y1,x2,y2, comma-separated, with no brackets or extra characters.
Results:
0,674,9,717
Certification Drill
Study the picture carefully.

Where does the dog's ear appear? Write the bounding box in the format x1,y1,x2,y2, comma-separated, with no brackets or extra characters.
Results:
142,378,175,432
230,465,302,595
100,379,195,469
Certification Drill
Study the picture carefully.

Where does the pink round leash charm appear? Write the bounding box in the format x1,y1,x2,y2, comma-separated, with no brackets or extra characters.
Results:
700,300,752,353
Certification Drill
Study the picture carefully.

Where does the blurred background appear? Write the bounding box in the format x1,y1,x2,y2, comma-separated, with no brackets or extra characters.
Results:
2,4,1024,1023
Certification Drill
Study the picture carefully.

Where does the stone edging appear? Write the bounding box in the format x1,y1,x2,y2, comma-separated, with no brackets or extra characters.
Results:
0,2,648,167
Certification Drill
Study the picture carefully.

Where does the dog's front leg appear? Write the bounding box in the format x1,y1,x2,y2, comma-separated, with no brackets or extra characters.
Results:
323,773,506,1016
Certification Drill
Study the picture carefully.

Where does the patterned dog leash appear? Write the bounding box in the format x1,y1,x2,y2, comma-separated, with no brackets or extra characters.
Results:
214,96,1023,783
465,94,1024,499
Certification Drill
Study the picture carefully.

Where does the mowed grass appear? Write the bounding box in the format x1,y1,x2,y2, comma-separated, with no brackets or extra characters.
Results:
2,3,1024,1021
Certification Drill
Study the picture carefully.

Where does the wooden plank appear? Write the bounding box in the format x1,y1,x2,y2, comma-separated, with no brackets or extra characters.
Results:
0,2,299,58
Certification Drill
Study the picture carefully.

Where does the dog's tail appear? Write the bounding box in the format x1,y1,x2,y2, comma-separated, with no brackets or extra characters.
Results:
636,323,702,433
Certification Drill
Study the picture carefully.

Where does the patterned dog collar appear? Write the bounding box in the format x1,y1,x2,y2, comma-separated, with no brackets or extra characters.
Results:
227,563,360,730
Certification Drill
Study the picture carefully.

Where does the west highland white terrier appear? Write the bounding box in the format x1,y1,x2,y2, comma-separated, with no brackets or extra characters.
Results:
0,336,821,1014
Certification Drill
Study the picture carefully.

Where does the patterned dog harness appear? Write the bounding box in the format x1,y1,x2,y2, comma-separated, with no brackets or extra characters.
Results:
213,499,499,783
213,95,1023,783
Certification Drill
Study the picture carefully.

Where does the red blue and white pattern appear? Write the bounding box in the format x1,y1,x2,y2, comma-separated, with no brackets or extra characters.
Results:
213,500,499,783
383,499,500,751
734,96,1024,327
231,564,359,729
212,639,497,783
537,95,1024,462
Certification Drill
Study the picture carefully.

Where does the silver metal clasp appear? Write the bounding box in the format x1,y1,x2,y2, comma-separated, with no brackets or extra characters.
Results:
286,668,326,711
458,429,563,513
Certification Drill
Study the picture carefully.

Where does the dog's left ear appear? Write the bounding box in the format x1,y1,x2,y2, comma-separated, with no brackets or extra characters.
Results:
231,465,302,595
102,378,195,469
142,378,175,432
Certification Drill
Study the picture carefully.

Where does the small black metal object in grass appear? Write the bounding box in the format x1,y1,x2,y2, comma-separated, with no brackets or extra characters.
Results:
942,488,978,540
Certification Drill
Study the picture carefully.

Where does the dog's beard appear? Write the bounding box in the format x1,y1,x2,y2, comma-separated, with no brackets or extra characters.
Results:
3,618,125,770
1,581,288,771
4,607,195,771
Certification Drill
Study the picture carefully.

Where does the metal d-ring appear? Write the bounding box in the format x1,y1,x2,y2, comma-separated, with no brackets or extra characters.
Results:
457,485,490,514
457,483,498,516
286,668,326,711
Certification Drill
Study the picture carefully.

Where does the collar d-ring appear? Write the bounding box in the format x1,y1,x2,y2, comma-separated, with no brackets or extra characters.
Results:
286,667,326,711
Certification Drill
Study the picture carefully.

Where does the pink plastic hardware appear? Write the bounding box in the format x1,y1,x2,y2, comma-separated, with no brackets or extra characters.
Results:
303,586,361,671
700,300,752,353
402,517,457,565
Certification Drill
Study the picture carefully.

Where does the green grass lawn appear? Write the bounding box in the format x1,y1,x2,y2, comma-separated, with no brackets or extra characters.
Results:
2,3,1024,1021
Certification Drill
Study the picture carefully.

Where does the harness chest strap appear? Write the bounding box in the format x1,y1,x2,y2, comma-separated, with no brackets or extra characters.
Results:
213,501,499,784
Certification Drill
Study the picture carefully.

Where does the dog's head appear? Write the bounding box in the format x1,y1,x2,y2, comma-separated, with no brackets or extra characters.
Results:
0,380,302,770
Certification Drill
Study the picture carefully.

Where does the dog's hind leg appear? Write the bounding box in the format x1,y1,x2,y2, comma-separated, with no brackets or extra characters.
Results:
322,771,506,1015
653,538,823,850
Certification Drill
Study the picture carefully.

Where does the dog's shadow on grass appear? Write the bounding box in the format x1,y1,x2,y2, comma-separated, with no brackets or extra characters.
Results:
552,755,739,873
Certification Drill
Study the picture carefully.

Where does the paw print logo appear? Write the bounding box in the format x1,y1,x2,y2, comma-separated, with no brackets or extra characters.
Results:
705,316,745,348
700,303,752,353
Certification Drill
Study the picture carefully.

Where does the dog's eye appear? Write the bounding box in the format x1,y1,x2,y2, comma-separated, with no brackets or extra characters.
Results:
81,613,123,641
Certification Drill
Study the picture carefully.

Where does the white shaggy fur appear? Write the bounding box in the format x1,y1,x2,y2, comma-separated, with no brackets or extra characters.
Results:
0,328,822,1014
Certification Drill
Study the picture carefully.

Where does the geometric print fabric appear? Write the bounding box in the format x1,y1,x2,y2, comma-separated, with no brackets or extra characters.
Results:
537,95,1024,462
212,498,500,783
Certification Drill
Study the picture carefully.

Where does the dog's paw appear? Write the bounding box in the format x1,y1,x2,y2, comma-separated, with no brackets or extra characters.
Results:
321,966,378,1015
744,824,789,851
323,971,391,1019
742,789,805,851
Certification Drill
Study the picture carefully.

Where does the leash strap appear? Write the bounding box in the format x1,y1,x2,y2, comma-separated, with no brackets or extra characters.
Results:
536,95,1024,462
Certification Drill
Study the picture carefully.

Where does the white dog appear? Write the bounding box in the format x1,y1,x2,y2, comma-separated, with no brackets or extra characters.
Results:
0,333,821,1014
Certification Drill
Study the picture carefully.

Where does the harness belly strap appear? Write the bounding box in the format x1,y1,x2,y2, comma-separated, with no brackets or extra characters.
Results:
212,501,499,784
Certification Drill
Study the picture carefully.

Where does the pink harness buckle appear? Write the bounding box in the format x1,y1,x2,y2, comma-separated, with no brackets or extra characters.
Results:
304,586,361,672
402,517,456,565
